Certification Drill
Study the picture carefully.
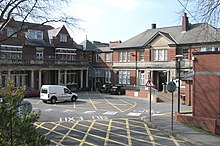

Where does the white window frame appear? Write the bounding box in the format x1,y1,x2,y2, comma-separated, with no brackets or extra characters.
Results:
60,34,67,42
140,50,144,61
154,49,167,61
119,70,130,84
201,46,217,52
27,29,43,39
119,51,130,62
36,51,43,60
105,53,110,62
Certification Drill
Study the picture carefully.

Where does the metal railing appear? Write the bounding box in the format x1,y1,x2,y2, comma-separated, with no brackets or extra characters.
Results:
125,84,158,97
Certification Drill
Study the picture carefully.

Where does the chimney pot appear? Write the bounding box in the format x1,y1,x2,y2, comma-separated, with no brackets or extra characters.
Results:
151,23,156,29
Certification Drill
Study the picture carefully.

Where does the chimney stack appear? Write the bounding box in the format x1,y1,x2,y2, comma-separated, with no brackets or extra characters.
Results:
151,23,156,29
182,12,189,32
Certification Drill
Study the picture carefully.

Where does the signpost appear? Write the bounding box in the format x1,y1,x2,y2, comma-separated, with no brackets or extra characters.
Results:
167,80,176,130
146,78,154,122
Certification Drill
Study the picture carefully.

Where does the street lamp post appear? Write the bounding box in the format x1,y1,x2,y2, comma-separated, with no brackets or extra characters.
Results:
175,55,183,113
132,50,138,87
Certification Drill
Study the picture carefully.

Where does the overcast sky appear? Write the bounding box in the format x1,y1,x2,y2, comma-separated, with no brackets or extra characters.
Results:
60,0,190,44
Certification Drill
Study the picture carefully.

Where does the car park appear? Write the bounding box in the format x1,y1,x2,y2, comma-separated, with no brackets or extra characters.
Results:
110,85,126,95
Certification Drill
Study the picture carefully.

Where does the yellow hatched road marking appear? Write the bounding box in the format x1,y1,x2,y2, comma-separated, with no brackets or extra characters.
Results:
144,123,156,146
126,118,132,146
89,97,97,110
45,122,60,136
36,122,95,146
58,121,79,145
104,98,123,112
79,120,96,146
170,135,181,146
104,119,112,146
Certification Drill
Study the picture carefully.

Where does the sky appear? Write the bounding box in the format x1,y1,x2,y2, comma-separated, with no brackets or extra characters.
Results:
61,0,190,44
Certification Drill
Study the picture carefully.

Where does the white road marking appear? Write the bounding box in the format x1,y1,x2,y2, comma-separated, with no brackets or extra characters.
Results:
103,111,118,115
63,109,75,113
127,112,142,116
84,111,96,114
44,109,53,112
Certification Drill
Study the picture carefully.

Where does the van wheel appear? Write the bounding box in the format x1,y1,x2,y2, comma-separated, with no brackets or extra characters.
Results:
43,100,47,103
51,97,57,104
71,96,77,102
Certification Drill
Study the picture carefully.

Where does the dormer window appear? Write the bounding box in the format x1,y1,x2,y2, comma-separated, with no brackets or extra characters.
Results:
60,34,67,42
27,29,43,39
7,27,17,37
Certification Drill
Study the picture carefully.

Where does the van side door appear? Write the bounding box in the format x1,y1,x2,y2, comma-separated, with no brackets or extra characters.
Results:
63,88,72,100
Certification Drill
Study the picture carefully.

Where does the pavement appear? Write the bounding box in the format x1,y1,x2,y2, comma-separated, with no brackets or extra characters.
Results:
141,92,220,146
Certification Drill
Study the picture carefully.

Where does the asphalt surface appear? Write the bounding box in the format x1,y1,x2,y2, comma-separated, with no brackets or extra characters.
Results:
25,92,220,146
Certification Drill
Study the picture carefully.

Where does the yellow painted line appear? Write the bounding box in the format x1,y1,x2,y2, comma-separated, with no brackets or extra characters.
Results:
50,139,64,146
58,121,79,145
34,122,45,129
104,98,123,112
37,122,95,146
89,97,97,110
36,100,42,104
144,123,156,146
104,119,112,146
79,120,96,146
126,118,132,146
170,135,181,146
130,137,164,146
129,119,145,124
119,99,134,106
45,122,60,136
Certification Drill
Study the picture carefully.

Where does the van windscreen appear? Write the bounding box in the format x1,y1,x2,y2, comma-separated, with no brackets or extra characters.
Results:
41,88,48,94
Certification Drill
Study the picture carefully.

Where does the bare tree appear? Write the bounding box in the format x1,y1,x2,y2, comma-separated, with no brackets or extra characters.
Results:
0,0,80,41
180,0,220,26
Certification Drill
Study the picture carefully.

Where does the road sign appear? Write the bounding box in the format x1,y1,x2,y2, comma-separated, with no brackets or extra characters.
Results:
145,79,154,87
167,82,176,93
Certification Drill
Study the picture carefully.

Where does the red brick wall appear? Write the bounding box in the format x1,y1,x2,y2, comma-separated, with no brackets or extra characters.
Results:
176,113,217,134
193,53,220,120
194,75,220,118
145,49,151,61
167,48,176,61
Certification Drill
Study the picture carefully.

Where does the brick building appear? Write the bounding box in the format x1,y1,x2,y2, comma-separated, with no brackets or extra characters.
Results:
110,13,220,100
0,18,90,91
176,51,220,134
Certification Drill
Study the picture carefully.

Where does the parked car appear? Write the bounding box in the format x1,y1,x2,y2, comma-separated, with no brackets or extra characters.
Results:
12,87,40,98
100,83,112,93
110,85,126,95
24,87,40,98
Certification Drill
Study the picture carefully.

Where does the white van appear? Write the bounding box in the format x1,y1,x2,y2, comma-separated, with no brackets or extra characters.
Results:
40,85,78,104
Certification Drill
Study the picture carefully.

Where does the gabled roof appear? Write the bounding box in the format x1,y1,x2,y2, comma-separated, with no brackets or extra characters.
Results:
48,27,62,40
80,39,97,51
113,23,220,49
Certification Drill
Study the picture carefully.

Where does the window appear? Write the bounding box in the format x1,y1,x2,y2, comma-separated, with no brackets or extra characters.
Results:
182,48,188,59
27,29,43,39
105,70,111,83
201,46,217,52
7,27,17,37
36,51,43,60
119,70,130,84
60,34,67,42
105,53,110,62
154,49,167,61
140,50,144,61
119,51,130,62
140,70,145,85
96,53,101,62
0,45,22,59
